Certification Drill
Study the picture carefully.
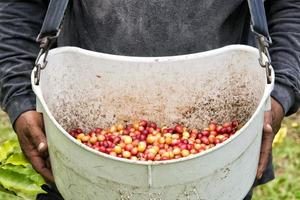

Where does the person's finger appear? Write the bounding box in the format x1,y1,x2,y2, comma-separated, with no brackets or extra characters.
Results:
29,125,48,156
264,110,272,125
46,157,52,170
270,98,285,134
29,152,54,182
14,111,49,157
18,135,53,182
256,116,273,179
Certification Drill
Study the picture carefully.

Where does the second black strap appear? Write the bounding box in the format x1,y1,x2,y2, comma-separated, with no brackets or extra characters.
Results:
37,0,69,41
247,0,270,39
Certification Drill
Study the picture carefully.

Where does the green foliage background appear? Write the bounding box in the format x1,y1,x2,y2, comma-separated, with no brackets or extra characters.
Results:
0,111,45,200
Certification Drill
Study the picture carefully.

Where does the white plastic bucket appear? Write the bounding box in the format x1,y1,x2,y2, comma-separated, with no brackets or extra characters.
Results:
31,45,274,200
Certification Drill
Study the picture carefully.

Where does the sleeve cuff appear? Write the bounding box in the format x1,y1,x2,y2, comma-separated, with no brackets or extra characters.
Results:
5,94,36,126
271,83,295,116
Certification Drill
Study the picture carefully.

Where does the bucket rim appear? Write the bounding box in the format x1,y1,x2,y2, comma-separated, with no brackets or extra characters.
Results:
37,44,260,63
31,44,274,166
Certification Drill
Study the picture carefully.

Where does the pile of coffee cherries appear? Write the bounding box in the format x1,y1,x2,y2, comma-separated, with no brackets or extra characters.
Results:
68,120,239,161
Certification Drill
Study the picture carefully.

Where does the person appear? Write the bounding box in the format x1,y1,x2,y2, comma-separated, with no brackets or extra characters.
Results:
0,0,299,199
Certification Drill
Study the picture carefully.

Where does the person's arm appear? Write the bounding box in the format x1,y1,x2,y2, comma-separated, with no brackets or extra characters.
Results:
268,0,300,116
257,0,300,179
0,1,47,123
0,1,53,181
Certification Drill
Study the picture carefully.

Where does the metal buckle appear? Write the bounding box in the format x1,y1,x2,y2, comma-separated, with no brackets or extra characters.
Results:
257,35,272,84
33,47,49,85
33,31,59,85
36,29,60,44
250,25,272,84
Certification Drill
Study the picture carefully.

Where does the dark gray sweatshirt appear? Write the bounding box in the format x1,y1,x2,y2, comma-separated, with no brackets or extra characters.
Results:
0,0,299,194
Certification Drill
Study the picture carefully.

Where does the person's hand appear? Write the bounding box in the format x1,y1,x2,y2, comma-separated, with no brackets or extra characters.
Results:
14,111,54,182
256,98,284,179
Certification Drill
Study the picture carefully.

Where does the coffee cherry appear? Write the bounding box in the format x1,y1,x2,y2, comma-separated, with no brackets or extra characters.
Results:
172,134,180,140
146,135,156,144
116,124,123,131
138,141,147,152
124,136,133,144
139,120,148,127
174,125,184,134
232,120,239,128
149,148,158,155
122,151,131,158
208,135,215,144
165,137,173,145
201,130,210,137
182,131,190,139
97,135,106,142
223,122,231,128
209,123,217,131
131,156,138,161
114,145,122,154
77,133,85,140
89,136,97,144
201,136,209,145
157,137,164,144
149,122,157,129
132,123,139,130
210,131,217,137
194,144,201,150
81,135,90,142
181,149,190,157
190,149,197,154
110,125,117,133
131,147,138,155
154,154,161,161
147,153,155,160
125,144,133,151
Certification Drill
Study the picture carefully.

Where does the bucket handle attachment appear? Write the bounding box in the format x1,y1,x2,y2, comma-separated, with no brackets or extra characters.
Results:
34,0,69,85
34,33,58,85
248,0,272,84
257,35,272,84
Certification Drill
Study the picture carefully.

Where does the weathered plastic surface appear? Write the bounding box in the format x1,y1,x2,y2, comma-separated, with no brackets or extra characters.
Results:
31,45,274,200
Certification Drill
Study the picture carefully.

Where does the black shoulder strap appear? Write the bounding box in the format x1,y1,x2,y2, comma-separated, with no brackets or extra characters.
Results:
247,0,270,41
247,0,272,84
37,0,69,42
